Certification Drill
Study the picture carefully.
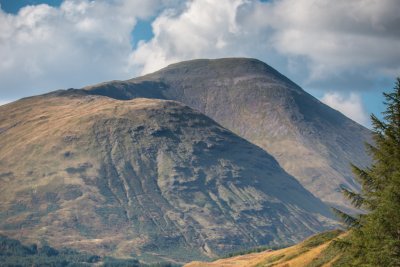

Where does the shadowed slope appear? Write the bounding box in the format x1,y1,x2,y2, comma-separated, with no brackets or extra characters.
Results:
0,93,336,263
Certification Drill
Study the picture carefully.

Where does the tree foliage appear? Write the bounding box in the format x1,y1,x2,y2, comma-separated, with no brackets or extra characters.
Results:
0,235,179,267
333,77,400,266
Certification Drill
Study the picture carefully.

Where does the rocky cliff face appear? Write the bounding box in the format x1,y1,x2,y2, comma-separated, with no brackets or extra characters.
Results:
85,58,372,211
0,92,336,263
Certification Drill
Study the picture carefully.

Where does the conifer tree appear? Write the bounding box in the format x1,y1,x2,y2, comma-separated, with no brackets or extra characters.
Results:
334,77,400,266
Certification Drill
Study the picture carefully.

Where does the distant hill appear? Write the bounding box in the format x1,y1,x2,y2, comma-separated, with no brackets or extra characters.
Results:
185,230,347,267
84,58,372,211
0,93,336,263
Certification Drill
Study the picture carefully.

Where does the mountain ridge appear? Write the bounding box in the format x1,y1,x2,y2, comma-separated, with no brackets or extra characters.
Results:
84,57,372,211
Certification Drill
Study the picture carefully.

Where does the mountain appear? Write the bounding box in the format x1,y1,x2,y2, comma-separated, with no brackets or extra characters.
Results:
185,230,346,267
0,92,336,263
85,58,372,211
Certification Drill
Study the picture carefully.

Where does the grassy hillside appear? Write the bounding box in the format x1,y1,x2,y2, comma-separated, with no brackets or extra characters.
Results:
185,230,347,267
0,92,336,263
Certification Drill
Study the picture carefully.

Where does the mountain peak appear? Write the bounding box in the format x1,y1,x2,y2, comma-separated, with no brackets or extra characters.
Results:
134,57,302,92
163,57,267,72
85,57,371,211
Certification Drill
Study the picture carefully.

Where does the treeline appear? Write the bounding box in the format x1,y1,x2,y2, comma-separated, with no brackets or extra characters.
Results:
0,235,180,267
333,78,400,266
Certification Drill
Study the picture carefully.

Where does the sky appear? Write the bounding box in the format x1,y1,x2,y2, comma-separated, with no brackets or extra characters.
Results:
0,0,399,128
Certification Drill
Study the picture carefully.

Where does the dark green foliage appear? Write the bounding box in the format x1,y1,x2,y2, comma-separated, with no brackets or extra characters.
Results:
102,257,141,267
147,264,181,267
0,235,100,266
94,257,180,267
0,235,37,256
0,235,181,267
334,78,400,266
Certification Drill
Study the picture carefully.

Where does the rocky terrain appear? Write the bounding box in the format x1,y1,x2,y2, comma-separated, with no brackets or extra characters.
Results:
0,92,336,263
85,58,372,211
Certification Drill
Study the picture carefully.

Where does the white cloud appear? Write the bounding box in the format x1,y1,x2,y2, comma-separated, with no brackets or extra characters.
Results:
250,0,400,83
321,92,369,126
130,0,400,89
130,0,246,74
0,0,399,106
0,0,175,100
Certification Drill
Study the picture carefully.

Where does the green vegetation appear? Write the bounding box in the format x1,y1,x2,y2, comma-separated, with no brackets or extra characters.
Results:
305,242,342,267
219,230,343,266
186,230,346,267
334,78,400,266
219,243,291,259
0,235,180,267
301,229,342,249
275,230,343,264
0,234,100,266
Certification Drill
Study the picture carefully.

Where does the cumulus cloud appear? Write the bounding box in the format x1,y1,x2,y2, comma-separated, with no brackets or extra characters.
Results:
247,0,400,86
130,0,249,74
131,0,400,89
0,0,175,100
130,0,278,74
321,92,369,126
1,0,398,126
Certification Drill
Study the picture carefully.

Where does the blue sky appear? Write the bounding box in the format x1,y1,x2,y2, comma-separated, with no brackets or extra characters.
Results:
0,0,62,13
0,0,398,127
131,19,154,47
0,0,155,46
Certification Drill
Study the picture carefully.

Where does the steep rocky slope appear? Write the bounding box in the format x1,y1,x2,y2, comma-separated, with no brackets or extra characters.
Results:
0,92,336,263
85,58,372,210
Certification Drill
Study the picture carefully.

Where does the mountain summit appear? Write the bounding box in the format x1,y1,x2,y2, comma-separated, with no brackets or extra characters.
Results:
85,58,372,211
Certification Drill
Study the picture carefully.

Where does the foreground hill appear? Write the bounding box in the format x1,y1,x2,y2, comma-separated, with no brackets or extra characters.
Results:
185,230,347,267
0,92,336,263
85,58,371,211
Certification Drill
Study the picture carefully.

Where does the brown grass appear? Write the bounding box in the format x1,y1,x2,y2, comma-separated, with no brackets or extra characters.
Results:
185,231,346,267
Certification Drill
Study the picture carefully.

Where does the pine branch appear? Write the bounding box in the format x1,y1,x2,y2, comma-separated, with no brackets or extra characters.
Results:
350,164,375,192
340,186,365,209
332,207,360,228
371,114,386,132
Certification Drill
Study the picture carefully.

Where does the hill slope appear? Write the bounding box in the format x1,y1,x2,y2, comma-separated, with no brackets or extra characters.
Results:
85,58,371,210
0,92,336,263
185,230,346,267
